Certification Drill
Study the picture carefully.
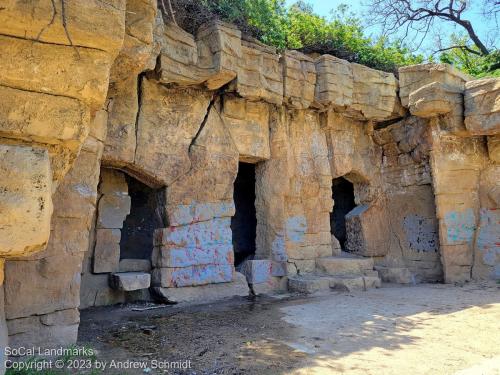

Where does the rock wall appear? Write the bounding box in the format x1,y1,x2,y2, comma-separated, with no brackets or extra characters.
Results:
0,1,499,360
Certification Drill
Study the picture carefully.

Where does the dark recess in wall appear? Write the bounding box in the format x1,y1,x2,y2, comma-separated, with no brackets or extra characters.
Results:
330,177,356,249
120,175,164,259
231,162,257,266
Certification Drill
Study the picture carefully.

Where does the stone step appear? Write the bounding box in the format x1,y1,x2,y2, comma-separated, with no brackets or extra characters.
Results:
110,272,151,291
316,254,375,276
288,273,381,294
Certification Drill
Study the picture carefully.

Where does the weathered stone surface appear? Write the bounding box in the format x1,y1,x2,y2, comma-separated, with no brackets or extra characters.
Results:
222,96,271,162
314,55,353,109
399,63,469,107
102,77,140,166
345,204,390,257
4,253,83,319
93,229,121,273
375,267,414,284
151,272,248,303
409,82,463,118
7,308,79,349
157,21,241,90
196,21,242,90
288,275,330,294
152,264,234,287
331,235,342,256
0,35,114,109
119,259,152,272
110,272,151,291
134,79,212,186
351,63,402,121
281,50,316,109
464,78,500,135
152,218,233,268
0,0,126,56
165,104,239,218
0,85,90,151
316,255,375,276
97,194,131,229
0,145,52,257
240,259,272,284
233,40,283,105
488,135,500,163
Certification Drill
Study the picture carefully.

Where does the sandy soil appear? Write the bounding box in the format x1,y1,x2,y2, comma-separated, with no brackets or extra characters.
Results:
78,282,500,374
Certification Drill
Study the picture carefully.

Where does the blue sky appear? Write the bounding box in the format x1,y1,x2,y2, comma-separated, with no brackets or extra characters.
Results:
283,0,498,54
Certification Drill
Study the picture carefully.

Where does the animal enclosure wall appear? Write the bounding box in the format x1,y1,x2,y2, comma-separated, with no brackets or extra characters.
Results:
0,0,498,362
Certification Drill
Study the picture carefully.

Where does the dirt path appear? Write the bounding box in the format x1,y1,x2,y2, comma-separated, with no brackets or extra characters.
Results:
78,283,500,374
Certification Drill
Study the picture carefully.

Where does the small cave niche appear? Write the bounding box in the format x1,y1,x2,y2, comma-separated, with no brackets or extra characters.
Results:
120,175,165,260
231,162,257,266
330,177,356,250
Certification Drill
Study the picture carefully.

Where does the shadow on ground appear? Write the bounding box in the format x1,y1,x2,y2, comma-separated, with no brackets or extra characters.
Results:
78,282,500,374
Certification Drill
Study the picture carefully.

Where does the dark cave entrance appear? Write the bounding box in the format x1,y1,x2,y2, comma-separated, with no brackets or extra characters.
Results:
330,177,356,250
231,162,257,267
120,175,164,260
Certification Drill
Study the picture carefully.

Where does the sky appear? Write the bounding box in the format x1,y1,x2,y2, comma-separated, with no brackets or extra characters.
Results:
283,0,498,55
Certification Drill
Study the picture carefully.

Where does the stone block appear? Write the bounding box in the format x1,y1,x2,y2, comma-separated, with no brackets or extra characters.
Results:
4,253,84,319
0,0,126,56
152,264,234,287
314,55,353,108
288,275,330,294
240,260,272,284
93,229,121,274
399,63,469,107
100,169,129,195
152,244,233,268
196,21,242,90
408,82,463,118
134,79,212,186
0,85,90,149
222,97,271,162
119,259,152,272
233,40,283,105
150,272,248,303
0,145,52,258
0,35,114,109
281,50,316,109
464,78,500,135
375,267,414,284
488,135,500,163
7,309,79,349
271,261,287,277
157,21,240,90
110,272,151,291
97,194,131,229
351,63,402,121
316,256,375,276
102,76,139,166
345,204,390,257
165,202,235,227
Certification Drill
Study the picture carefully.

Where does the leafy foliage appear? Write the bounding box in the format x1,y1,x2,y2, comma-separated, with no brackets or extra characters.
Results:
170,0,423,73
439,34,500,78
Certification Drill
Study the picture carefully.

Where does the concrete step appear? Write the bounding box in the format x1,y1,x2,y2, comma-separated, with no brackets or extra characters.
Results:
110,272,151,291
288,273,381,294
316,253,375,276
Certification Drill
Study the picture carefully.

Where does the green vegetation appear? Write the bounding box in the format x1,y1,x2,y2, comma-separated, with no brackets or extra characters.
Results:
170,0,498,76
439,34,500,78
172,0,423,73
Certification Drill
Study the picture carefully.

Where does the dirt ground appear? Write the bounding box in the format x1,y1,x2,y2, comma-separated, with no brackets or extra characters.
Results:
78,282,500,375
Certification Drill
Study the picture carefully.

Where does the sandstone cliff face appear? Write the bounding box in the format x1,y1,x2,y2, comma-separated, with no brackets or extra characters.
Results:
0,1,499,360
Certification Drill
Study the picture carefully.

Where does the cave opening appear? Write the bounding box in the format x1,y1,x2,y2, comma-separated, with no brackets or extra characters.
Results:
330,177,356,250
231,162,257,266
120,175,164,260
